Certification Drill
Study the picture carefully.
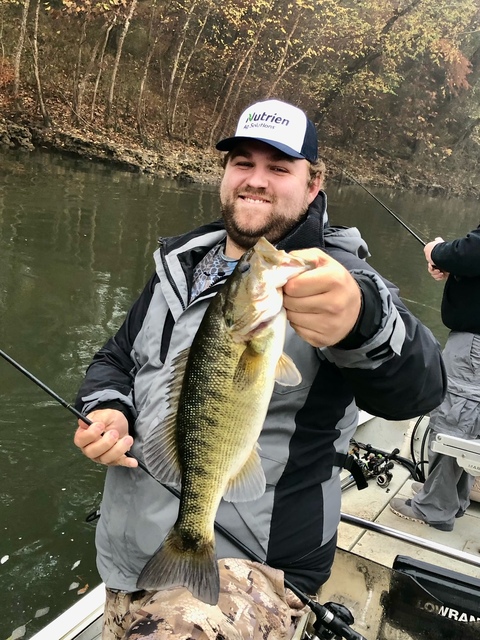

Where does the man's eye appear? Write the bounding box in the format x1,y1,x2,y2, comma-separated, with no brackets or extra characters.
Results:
272,166,288,173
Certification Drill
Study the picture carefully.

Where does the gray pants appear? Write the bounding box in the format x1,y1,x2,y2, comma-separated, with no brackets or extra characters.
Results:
412,332,480,528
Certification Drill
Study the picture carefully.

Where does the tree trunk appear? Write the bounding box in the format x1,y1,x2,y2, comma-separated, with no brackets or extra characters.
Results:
72,14,89,125
266,14,300,97
267,50,310,98
105,0,138,126
31,0,51,126
412,43,480,159
91,17,116,122
208,3,272,147
170,1,212,138
0,2,7,59
136,0,164,140
165,0,198,137
13,0,31,107
75,34,102,126
451,117,480,150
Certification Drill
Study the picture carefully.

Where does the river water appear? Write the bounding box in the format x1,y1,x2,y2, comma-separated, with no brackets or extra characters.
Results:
0,149,478,637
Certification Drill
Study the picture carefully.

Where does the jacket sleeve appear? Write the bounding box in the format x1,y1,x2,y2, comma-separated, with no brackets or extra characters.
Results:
322,253,447,420
74,273,159,423
431,226,480,277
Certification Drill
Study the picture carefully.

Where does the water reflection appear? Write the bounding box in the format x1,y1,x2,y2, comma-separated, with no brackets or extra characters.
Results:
0,149,478,636
0,151,221,635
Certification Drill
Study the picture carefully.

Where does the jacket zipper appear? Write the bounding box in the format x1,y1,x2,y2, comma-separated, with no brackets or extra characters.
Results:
158,239,187,312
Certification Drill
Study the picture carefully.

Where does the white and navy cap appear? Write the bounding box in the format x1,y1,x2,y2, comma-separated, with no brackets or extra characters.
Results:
216,99,318,163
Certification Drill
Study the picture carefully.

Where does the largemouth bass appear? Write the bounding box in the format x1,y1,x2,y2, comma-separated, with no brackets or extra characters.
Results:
137,237,315,604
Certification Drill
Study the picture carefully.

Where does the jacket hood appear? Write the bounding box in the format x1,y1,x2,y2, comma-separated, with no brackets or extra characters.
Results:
323,225,370,260
278,191,370,261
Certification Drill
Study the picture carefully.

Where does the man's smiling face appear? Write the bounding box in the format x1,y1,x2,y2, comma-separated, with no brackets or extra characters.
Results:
220,140,320,256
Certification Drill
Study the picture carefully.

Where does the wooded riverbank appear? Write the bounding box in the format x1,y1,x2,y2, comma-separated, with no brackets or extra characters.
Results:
2,116,478,200
3,1,479,199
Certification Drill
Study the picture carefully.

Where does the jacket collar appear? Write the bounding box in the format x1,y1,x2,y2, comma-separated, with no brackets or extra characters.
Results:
277,191,327,252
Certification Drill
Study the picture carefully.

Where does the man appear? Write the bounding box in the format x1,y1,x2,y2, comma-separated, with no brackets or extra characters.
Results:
74,98,446,639
390,227,480,532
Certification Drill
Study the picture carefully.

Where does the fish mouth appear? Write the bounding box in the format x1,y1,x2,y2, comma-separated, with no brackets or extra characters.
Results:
252,238,313,271
241,317,276,340
230,296,283,340
227,237,314,341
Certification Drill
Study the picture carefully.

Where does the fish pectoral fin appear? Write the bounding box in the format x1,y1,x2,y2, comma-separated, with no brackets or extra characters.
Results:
275,352,302,386
143,349,191,485
223,448,266,502
233,345,263,386
143,411,182,486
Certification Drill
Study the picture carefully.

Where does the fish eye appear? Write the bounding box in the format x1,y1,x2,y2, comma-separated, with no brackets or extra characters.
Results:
239,262,251,274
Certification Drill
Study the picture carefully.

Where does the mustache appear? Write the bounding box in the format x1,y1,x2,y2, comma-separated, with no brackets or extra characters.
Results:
235,187,275,201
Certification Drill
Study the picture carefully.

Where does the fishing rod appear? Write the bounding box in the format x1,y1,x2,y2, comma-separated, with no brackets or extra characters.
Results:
342,169,427,247
0,347,365,640
0,348,157,479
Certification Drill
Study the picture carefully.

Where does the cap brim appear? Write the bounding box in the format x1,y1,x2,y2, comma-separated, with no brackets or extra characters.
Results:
215,136,305,160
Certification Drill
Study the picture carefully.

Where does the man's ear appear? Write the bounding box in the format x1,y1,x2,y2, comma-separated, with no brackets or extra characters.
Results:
307,175,322,204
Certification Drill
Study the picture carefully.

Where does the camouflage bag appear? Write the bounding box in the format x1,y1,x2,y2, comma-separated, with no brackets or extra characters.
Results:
103,558,308,640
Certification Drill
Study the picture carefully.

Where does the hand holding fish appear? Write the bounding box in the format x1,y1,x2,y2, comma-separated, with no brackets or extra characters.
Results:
283,248,362,348
74,408,137,467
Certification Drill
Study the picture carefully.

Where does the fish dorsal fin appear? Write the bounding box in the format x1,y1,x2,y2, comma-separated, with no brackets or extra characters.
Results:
223,446,266,503
143,349,190,486
275,352,302,386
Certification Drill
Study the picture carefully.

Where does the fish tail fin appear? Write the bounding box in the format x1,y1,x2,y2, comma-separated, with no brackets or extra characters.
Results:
136,528,220,605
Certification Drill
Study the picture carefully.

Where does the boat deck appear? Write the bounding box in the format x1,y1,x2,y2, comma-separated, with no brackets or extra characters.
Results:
316,415,480,639
337,415,480,580
339,466,480,579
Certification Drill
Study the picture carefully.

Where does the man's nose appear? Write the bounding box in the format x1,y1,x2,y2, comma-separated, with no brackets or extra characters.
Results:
245,165,269,189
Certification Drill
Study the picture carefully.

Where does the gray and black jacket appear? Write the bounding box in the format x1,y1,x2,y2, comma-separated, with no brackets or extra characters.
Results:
76,192,446,595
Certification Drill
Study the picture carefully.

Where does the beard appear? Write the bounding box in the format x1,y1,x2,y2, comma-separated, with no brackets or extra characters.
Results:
221,191,308,251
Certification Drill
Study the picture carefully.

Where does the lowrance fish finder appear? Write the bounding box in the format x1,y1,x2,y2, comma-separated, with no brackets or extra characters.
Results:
432,433,480,476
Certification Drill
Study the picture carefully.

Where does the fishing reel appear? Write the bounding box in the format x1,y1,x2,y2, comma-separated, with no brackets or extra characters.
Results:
303,601,366,640
363,451,395,488
376,461,394,487
343,442,401,490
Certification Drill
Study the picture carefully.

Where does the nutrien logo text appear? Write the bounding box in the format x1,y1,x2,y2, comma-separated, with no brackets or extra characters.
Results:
243,111,290,130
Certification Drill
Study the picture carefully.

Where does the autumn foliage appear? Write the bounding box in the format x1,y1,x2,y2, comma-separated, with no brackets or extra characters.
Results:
1,0,479,193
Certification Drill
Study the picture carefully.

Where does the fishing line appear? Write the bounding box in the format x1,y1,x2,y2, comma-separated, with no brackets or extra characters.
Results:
0,347,365,640
400,297,440,313
342,169,427,246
